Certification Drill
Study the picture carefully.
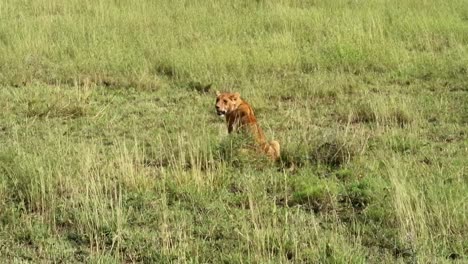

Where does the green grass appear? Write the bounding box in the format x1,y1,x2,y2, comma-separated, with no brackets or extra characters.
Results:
1,0,467,262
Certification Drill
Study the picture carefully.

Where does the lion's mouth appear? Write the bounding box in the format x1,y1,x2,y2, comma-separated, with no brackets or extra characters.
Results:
216,110,226,116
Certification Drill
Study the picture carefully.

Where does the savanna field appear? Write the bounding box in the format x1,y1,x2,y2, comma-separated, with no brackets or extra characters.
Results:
0,0,467,263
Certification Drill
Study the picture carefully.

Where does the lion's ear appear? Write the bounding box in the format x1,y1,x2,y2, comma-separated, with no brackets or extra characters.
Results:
230,92,240,100
215,90,221,96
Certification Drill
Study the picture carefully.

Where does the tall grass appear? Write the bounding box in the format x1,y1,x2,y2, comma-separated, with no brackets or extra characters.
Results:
1,0,467,87
0,0,467,262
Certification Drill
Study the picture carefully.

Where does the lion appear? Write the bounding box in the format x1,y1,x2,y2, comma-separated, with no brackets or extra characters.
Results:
215,91,280,160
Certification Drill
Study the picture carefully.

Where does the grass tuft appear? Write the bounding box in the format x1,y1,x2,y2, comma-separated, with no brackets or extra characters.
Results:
311,131,366,168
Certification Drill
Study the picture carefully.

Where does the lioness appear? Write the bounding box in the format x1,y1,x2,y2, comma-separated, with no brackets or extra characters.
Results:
215,91,280,160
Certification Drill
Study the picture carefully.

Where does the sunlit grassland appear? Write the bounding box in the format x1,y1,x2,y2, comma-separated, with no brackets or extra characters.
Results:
0,0,467,263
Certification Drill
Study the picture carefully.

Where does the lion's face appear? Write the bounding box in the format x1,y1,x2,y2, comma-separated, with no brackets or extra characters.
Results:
215,92,240,116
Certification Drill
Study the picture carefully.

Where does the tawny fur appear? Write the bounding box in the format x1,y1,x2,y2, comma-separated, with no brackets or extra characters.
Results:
215,91,280,160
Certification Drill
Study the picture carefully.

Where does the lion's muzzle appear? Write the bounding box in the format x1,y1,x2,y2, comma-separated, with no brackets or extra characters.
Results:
215,106,226,116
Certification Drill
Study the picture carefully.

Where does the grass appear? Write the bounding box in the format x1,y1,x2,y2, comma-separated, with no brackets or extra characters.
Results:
0,0,467,262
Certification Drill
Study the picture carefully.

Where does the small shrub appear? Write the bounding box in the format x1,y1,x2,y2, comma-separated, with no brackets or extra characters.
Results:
27,99,87,119
279,130,366,169
340,179,374,211
383,133,421,154
289,174,338,213
334,168,353,181
278,145,309,172
390,108,413,128
337,99,414,127
349,102,377,124
312,139,357,168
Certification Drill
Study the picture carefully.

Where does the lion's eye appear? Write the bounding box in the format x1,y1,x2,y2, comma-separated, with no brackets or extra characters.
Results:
223,100,228,103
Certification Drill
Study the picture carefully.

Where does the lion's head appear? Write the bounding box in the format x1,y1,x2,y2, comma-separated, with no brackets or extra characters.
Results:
215,91,241,116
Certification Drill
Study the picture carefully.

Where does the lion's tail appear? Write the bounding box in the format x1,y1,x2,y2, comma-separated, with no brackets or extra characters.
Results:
269,140,280,161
